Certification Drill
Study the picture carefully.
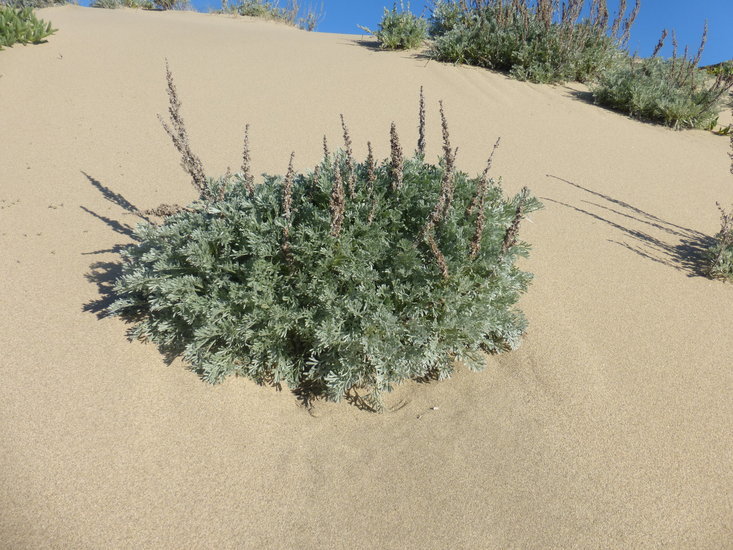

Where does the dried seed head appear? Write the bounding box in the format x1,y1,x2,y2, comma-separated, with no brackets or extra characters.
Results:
427,231,449,278
501,187,530,255
621,0,640,46
610,0,626,38
692,20,708,67
390,122,404,191
159,60,208,200
651,29,668,58
282,152,295,223
468,137,501,216
340,114,356,198
241,123,255,197
323,135,330,160
366,141,377,224
281,152,295,260
330,162,346,237
417,86,426,158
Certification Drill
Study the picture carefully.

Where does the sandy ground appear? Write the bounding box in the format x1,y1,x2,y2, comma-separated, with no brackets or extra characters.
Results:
1,6,732,548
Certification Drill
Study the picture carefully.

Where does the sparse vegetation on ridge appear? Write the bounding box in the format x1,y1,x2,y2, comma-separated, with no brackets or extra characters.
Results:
592,27,733,129
218,0,323,31
359,1,427,50
108,66,541,410
90,0,154,9
427,0,639,84
0,5,55,49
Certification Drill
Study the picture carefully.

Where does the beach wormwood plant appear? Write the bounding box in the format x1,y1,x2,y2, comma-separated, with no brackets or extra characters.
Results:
109,65,542,410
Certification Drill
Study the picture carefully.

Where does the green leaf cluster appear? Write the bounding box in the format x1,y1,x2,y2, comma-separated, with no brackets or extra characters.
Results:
110,122,541,408
0,5,55,49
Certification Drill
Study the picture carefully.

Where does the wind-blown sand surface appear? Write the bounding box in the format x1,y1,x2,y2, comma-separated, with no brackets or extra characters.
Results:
1,6,732,548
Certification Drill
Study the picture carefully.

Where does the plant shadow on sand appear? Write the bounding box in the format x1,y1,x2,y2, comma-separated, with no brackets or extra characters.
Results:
543,174,716,277
77,171,385,411
80,171,145,319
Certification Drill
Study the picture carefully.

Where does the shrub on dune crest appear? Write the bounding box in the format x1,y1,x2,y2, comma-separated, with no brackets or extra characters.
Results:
359,1,427,50
219,0,323,31
592,27,733,129
109,67,541,410
428,0,640,84
0,5,55,49
90,0,155,9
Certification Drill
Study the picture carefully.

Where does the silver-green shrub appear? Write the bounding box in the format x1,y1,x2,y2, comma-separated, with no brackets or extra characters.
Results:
592,29,733,129
428,0,638,84
109,72,541,409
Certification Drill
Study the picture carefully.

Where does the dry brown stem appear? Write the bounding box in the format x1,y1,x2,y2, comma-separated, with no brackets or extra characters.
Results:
144,203,189,217
417,86,426,157
241,123,255,197
340,114,356,198
469,138,501,258
501,187,529,254
330,160,346,237
389,122,404,191
366,141,377,224
282,152,295,258
158,60,209,200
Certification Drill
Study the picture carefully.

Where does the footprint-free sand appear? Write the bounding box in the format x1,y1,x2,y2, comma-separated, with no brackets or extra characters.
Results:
1,6,732,548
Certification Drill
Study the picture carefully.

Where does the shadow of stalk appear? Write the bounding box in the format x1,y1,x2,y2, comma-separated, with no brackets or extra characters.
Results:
543,174,715,277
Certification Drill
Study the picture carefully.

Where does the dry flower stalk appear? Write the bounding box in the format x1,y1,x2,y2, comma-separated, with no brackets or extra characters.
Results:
158,60,208,200
651,29,668,58
144,203,189,217
241,123,255,197
417,86,426,157
427,233,449,278
322,135,330,160
282,152,295,224
469,138,501,258
366,141,377,224
389,122,404,191
340,114,357,198
282,152,295,258
468,137,500,216
501,187,530,254
421,101,458,278
427,100,456,228
330,161,346,237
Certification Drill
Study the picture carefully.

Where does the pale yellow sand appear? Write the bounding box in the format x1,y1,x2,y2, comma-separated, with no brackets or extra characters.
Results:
1,6,732,548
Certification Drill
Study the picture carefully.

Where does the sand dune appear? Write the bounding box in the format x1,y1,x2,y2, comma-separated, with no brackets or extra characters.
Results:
1,6,731,548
